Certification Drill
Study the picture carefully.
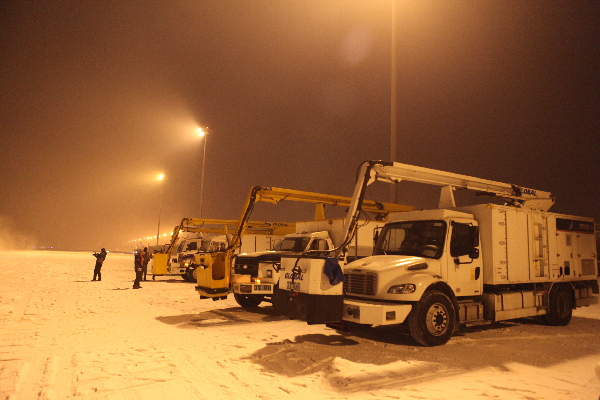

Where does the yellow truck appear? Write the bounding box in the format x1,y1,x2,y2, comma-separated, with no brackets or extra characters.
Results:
151,218,294,281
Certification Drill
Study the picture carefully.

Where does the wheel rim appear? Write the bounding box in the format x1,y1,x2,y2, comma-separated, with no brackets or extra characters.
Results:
425,303,448,336
557,291,570,318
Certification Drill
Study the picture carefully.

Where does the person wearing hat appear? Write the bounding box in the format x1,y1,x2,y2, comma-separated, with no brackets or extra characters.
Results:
141,247,150,281
92,248,107,281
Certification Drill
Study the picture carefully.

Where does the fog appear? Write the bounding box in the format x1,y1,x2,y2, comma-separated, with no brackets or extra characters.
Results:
1,1,598,250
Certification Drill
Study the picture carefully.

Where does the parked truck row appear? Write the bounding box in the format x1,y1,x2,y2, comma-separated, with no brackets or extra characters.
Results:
150,218,295,281
231,218,387,308
193,187,411,306
189,160,598,346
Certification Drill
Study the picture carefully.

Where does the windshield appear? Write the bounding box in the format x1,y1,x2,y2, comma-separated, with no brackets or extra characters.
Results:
373,220,447,259
273,237,310,253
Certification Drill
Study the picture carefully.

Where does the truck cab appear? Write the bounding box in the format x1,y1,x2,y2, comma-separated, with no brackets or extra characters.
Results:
231,231,334,308
342,210,481,341
348,209,481,303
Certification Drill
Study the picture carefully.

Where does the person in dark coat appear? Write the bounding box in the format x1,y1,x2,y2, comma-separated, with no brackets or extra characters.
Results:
141,247,150,281
92,248,107,281
133,249,144,289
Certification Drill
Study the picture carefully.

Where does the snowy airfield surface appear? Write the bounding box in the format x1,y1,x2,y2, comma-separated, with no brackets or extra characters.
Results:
1,250,599,400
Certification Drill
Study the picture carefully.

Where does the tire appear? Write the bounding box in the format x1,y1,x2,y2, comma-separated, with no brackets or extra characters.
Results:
407,290,456,346
234,293,264,308
186,266,198,283
543,284,573,326
181,274,190,282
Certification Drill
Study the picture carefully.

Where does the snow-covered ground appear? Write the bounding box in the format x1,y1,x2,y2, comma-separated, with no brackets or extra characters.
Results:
1,250,599,399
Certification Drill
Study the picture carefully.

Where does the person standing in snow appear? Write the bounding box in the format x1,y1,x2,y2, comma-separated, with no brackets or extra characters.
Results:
92,248,107,281
140,247,150,281
133,249,144,289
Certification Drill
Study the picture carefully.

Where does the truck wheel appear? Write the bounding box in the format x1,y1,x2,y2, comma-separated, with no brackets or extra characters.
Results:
543,284,573,326
181,273,190,282
186,266,198,282
407,290,455,346
234,293,263,308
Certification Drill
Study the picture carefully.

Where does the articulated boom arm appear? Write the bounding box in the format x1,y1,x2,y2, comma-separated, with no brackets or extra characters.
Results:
340,160,555,258
254,187,412,217
164,217,295,262
228,186,413,257
370,161,554,211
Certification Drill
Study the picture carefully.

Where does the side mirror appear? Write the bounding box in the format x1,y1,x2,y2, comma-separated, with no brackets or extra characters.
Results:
469,247,480,260
373,227,382,244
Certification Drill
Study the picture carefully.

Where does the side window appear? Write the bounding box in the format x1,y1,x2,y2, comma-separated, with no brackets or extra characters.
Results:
310,239,329,251
450,223,472,257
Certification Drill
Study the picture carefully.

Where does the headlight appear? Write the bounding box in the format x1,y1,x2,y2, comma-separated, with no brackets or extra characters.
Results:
387,284,416,294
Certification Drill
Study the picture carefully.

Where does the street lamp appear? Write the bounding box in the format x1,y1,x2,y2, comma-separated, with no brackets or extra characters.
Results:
156,173,165,246
197,127,209,218
390,0,398,204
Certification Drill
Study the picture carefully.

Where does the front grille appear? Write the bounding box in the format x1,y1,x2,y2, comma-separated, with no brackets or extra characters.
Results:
344,272,378,296
234,257,259,277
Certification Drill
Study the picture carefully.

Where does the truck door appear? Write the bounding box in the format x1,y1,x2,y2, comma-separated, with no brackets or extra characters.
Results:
555,218,597,279
528,212,549,279
308,238,330,257
555,218,576,280
445,221,482,296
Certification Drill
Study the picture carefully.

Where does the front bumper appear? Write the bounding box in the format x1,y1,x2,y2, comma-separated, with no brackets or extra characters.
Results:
232,282,274,295
342,299,412,326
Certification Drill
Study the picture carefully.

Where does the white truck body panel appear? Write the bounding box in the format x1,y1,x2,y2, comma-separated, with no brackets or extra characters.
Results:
238,234,282,254
457,204,597,285
279,258,343,295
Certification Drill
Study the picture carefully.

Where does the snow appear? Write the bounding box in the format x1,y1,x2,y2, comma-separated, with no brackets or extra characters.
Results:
1,250,599,400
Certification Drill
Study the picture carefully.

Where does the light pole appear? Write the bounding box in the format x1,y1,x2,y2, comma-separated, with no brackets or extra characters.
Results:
197,127,209,218
390,0,398,204
156,173,165,246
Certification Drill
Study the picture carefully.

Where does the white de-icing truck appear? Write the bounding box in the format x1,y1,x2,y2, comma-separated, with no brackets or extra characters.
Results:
232,218,386,308
277,160,598,346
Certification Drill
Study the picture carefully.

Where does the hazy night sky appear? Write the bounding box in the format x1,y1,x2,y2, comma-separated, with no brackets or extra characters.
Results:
1,1,598,251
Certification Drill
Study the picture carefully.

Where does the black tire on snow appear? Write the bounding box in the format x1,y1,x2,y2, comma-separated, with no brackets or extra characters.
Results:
543,284,573,326
181,273,190,282
234,293,264,308
186,266,197,283
407,290,456,346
